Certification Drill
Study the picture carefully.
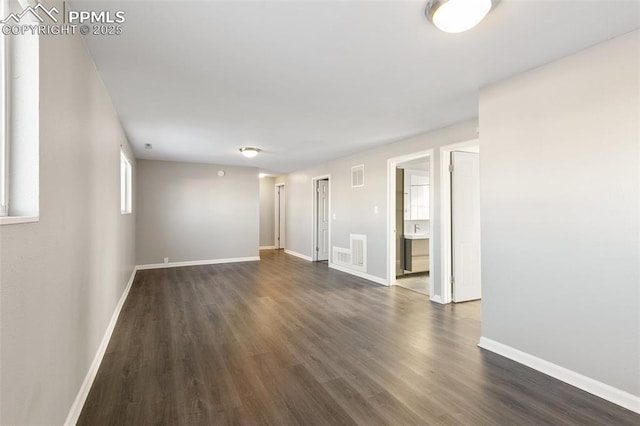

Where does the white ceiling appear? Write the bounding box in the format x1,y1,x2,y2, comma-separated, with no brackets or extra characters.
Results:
78,0,640,174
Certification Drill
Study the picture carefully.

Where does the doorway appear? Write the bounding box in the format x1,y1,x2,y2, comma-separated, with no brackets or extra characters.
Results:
387,151,434,297
312,176,330,262
275,184,286,249
440,140,481,303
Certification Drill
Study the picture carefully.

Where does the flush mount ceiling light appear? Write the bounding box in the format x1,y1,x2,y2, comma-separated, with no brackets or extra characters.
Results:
239,147,261,158
426,0,498,34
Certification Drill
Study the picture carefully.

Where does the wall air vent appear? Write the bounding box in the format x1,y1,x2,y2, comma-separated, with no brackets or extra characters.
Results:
332,234,367,272
351,164,364,188
351,236,365,269
333,248,351,265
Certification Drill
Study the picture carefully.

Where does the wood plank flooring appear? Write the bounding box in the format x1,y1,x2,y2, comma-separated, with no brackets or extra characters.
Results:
78,250,640,425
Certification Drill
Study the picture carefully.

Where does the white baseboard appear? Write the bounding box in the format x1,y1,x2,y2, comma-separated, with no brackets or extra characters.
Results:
284,249,313,262
478,337,640,414
64,267,138,425
136,256,260,270
430,294,444,304
259,246,276,250
329,263,387,286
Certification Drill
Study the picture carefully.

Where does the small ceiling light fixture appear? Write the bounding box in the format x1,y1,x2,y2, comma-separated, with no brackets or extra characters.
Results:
239,147,261,158
144,143,153,150
426,0,498,34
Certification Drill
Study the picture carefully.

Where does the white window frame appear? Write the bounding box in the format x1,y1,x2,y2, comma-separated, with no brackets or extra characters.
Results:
120,150,132,214
0,0,9,217
0,0,40,225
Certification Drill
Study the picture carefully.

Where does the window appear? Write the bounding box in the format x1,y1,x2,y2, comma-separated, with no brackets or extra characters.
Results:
120,151,132,214
0,0,8,217
0,0,39,224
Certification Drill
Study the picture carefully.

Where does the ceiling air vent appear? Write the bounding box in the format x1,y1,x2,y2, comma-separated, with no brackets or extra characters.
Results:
351,164,364,188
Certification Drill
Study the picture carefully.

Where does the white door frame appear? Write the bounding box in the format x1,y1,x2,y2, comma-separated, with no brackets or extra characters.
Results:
311,175,331,261
275,183,286,249
387,150,434,293
439,139,479,304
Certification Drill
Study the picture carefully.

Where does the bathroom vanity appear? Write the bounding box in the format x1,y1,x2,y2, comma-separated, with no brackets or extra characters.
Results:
404,234,429,272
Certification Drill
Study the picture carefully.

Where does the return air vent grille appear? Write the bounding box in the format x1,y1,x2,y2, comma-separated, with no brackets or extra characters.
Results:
351,237,365,268
332,234,366,272
334,249,351,265
351,165,364,188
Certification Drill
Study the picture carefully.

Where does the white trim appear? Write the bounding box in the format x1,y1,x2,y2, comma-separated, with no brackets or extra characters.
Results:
275,183,285,249
430,294,444,304
120,150,132,214
64,266,138,426
311,174,331,262
387,150,434,289
0,215,38,225
428,156,434,296
329,263,387,286
259,245,276,250
136,256,260,270
0,5,8,218
478,337,640,414
284,249,313,262
440,139,479,304
274,184,279,249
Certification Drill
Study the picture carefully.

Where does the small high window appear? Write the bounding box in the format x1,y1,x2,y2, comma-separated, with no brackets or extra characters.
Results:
120,151,132,214
0,0,40,224
1,0,8,217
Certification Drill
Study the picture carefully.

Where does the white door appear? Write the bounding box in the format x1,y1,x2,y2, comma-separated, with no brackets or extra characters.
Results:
316,179,329,261
276,185,286,249
451,151,481,302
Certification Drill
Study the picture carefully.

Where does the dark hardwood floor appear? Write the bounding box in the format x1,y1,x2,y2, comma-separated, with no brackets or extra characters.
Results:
78,250,640,425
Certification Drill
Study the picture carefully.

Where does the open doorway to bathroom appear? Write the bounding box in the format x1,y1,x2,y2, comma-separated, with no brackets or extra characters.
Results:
387,151,434,297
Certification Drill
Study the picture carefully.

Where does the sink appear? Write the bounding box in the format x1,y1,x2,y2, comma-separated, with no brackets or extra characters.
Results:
404,233,429,240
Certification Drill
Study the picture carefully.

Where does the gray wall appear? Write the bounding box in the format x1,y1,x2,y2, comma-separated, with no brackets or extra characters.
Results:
259,177,275,247
281,120,478,298
0,22,136,424
136,160,259,264
479,31,639,395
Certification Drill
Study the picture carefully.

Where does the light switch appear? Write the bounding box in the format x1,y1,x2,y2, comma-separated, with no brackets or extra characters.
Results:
374,206,379,214
332,213,336,220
